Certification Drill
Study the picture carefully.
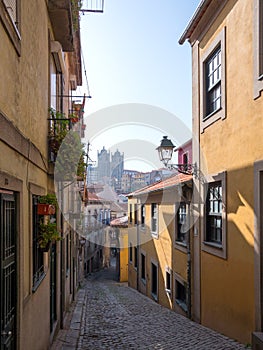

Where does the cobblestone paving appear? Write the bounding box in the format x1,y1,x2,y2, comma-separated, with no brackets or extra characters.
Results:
71,267,250,350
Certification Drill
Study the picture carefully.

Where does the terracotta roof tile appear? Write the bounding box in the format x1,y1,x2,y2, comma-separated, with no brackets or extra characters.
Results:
128,173,192,197
110,215,128,227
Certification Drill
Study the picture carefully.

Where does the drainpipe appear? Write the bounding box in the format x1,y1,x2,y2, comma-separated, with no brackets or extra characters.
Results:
136,199,139,292
187,201,192,319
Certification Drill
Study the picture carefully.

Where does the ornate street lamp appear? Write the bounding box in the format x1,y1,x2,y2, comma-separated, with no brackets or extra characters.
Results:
156,136,198,176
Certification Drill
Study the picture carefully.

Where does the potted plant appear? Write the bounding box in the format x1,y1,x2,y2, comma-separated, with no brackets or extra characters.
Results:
38,221,62,252
48,108,69,161
37,194,57,215
69,113,79,123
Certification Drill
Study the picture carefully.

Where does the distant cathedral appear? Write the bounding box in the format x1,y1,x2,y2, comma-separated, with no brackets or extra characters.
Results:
97,147,124,190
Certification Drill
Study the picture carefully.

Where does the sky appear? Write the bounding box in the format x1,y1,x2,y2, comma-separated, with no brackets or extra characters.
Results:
77,0,200,171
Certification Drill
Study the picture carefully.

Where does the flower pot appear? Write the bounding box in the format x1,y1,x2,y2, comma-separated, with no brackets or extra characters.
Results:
70,117,79,123
37,204,56,215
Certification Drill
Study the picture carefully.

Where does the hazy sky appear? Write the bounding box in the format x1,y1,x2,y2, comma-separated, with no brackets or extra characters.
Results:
78,1,200,171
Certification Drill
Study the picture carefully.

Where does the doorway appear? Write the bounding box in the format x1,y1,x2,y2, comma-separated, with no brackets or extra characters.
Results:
0,192,17,350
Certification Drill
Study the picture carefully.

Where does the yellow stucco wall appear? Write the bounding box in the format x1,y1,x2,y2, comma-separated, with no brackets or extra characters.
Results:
119,229,128,282
196,0,258,344
128,198,176,310
0,1,78,348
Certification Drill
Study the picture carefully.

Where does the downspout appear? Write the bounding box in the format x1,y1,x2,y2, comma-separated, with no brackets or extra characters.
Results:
59,183,65,328
136,198,140,292
187,202,192,319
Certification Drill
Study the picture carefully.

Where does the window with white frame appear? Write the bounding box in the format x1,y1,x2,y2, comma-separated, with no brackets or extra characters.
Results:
176,202,188,244
202,171,227,259
206,182,222,244
165,269,172,295
205,46,221,117
151,203,158,236
200,27,226,131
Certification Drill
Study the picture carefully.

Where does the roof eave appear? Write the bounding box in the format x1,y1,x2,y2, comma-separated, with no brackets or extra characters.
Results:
178,0,212,45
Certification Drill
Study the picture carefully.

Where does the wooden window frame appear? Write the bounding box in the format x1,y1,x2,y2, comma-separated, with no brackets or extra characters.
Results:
202,171,227,259
200,27,226,132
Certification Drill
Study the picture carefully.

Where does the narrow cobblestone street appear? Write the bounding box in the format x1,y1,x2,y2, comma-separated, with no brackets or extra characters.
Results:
51,262,250,350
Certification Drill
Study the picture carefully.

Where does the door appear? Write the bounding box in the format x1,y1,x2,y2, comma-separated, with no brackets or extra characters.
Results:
0,192,17,350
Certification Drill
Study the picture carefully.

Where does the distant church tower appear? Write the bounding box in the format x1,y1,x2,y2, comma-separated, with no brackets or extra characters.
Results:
111,149,124,192
97,146,110,181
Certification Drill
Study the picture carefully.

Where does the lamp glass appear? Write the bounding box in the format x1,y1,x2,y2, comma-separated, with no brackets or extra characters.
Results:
157,136,175,166
158,147,173,166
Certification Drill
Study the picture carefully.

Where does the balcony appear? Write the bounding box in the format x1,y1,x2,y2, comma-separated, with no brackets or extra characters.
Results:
48,0,75,51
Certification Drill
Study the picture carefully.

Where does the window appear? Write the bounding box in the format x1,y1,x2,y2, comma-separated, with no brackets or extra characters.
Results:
206,182,222,244
134,246,138,269
183,152,188,166
141,253,146,281
134,204,138,225
165,270,172,295
151,262,158,300
151,203,158,236
129,204,133,223
176,203,188,244
202,171,227,259
200,28,226,132
175,280,187,312
141,204,145,229
0,0,21,55
32,195,45,290
205,47,221,117
129,243,133,263
254,0,263,97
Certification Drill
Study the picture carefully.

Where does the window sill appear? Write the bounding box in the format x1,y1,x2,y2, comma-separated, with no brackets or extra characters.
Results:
175,299,187,313
203,107,222,122
151,292,158,302
165,288,171,297
32,272,46,293
151,232,159,239
203,241,222,249
175,240,187,253
201,106,225,132
202,240,226,259
141,278,146,285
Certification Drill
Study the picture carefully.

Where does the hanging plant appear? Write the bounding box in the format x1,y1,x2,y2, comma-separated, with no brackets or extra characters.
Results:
71,0,82,31
38,221,62,251
48,108,70,162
